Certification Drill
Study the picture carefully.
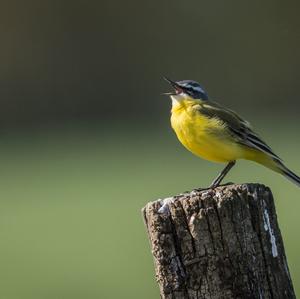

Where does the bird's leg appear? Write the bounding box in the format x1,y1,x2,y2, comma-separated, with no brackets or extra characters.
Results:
209,161,236,189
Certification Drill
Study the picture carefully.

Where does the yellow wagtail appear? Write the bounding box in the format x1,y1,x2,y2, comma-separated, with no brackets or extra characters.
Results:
164,77,300,188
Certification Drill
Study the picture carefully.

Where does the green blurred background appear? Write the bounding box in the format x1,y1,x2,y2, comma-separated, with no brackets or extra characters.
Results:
0,0,300,298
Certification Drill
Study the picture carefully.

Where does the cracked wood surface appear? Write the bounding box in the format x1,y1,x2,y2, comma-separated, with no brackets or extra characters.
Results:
142,184,295,299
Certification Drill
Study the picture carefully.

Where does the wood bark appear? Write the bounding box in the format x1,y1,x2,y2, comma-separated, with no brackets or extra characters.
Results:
142,183,295,299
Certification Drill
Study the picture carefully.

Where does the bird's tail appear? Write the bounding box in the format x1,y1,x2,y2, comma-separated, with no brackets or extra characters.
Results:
268,158,300,187
279,164,300,187
250,151,300,187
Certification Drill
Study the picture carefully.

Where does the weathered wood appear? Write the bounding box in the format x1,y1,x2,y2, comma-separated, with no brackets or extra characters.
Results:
142,183,295,299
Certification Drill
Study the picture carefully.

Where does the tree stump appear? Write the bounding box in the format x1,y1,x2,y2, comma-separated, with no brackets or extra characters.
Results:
142,183,295,299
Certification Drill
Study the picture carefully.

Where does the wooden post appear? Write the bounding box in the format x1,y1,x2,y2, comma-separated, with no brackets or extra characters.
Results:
142,183,295,299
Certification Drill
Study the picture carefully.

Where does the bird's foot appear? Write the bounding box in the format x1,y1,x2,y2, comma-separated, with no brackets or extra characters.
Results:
158,183,236,215
194,186,210,192
196,181,235,191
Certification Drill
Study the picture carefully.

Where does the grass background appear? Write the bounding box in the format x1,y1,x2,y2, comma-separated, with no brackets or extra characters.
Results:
0,122,299,299
0,0,299,297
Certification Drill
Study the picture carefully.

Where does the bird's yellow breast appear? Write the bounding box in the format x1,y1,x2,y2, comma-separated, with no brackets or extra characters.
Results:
170,99,243,163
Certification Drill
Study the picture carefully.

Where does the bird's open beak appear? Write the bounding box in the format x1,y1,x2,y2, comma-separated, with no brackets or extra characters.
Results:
162,76,183,95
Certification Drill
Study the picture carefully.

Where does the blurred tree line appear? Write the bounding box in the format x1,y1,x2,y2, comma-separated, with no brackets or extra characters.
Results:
0,0,299,129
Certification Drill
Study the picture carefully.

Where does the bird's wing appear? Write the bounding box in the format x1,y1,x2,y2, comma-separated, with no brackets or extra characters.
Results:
198,101,282,161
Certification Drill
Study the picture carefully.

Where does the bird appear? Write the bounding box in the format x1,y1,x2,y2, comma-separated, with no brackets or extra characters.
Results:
163,77,300,188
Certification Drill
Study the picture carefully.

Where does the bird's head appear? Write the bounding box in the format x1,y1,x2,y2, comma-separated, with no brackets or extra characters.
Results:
163,77,208,103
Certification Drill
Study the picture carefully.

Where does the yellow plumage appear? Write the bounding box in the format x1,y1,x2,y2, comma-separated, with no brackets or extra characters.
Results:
164,77,300,187
171,98,242,163
170,95,297,183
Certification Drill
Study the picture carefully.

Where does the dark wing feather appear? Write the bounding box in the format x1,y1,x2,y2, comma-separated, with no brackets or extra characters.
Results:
198,101,282,161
